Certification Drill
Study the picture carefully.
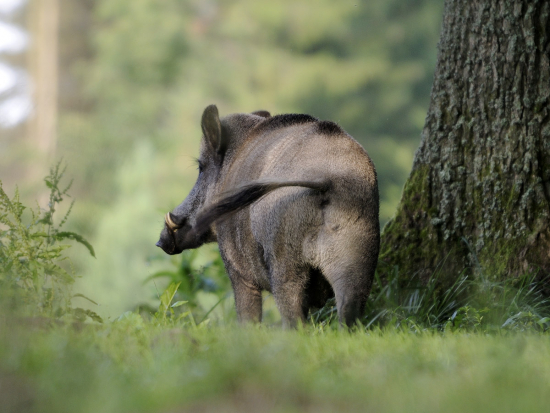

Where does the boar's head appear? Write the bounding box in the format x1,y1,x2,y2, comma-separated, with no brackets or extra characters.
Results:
156,104,227,255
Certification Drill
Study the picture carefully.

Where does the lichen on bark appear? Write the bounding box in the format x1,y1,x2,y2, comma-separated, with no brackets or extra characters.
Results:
379,0,550,287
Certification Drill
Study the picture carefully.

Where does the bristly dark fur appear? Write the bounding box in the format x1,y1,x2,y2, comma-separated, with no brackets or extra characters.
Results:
317,120,343,136
194,179,330,236
254,114,344,137
256,114,318,132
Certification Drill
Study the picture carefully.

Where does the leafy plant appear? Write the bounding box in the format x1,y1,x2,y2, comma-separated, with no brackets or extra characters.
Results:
146,249,232,322
444,306,487,332
0,161,100,321
154,281,194,326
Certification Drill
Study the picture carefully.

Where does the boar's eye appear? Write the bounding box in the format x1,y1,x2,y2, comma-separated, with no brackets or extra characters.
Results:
196,160,205,174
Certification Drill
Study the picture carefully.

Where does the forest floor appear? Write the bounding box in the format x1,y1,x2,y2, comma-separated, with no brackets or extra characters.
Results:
1,316,549,413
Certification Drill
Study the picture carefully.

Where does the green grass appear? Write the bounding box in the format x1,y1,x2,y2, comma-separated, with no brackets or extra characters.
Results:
1,319,550,413
2,166,550,413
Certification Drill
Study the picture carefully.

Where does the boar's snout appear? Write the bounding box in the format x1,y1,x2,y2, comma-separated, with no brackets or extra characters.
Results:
156,212,203,255
155,212,184,254
155,225,176,254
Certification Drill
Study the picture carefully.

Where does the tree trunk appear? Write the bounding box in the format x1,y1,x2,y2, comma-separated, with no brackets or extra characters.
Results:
30,0,59,157
380,0,550,285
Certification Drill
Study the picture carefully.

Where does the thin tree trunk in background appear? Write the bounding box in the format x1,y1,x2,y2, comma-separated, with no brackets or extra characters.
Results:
29,0,59,157
379,0,550,286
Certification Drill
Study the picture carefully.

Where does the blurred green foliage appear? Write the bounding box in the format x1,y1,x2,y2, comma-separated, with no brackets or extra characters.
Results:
61,0,443,210
54,0,444,315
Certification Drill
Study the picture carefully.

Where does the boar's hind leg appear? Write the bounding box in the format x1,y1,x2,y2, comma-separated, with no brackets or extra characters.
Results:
322,260,374,328
231,278,263,324
317,221,378,328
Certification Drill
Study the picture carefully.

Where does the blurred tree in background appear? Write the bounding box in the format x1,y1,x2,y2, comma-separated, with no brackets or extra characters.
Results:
59,0,444,217
2,0,444,316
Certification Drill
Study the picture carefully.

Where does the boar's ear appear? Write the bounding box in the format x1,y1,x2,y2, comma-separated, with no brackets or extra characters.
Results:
201,104,226,155
251,110,271,118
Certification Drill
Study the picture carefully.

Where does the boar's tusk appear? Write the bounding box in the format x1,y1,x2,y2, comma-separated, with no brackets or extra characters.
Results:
165,213,179,232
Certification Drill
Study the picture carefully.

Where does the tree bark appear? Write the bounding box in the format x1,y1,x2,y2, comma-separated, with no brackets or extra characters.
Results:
380,0,550,285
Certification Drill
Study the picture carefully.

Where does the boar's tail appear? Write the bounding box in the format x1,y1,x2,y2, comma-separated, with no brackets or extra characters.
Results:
194,179,330,235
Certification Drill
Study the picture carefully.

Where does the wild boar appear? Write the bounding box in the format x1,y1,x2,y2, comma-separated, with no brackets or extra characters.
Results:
156,105,379,328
